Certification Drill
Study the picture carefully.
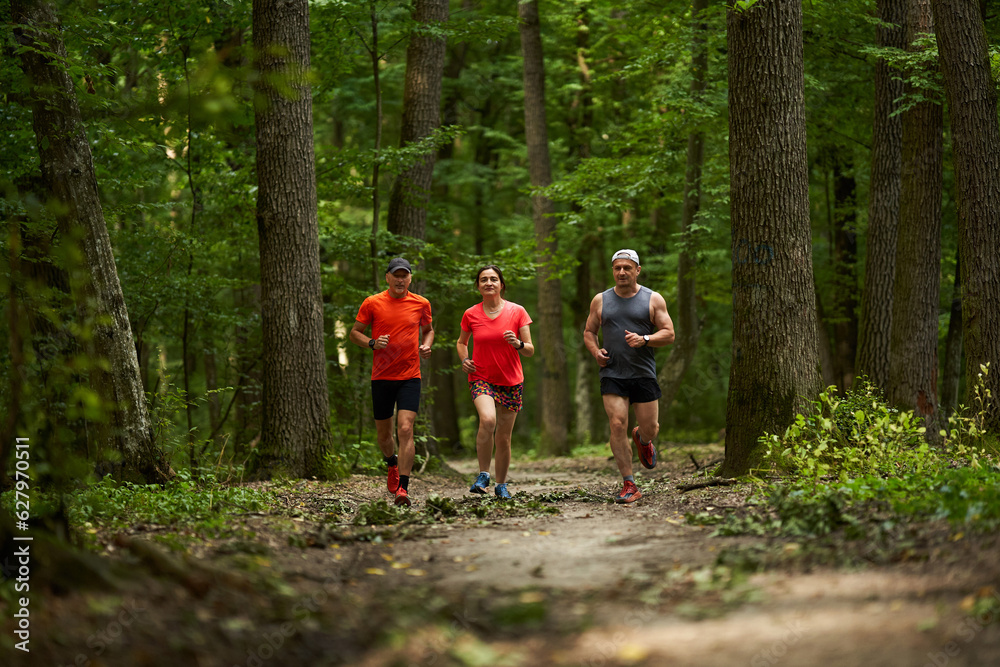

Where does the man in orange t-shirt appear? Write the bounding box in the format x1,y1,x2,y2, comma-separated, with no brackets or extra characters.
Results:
350,257,434,507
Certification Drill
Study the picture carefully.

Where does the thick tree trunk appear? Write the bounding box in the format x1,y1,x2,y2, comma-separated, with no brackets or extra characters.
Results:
658,0,709,418
720,0,821,477
888,0,942,440
252,0,331,477
931,0,1000,431
519,0,570,454
386,0,449,241
11,0,171,484
857,0,906,391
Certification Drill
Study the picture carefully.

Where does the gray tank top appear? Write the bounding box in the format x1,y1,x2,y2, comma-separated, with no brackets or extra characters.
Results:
600,286,657,380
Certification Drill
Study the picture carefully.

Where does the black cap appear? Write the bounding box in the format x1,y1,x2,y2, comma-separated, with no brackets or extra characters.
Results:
386,257,412,274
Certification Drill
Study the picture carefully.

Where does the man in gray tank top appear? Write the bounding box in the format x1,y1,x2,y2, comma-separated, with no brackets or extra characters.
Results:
583,249,675,504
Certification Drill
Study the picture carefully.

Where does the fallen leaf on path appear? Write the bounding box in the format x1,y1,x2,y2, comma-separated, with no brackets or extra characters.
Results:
618,644,649,663
366,568,385,576
406,569,427,577
391,562,411,569
381,553,394,562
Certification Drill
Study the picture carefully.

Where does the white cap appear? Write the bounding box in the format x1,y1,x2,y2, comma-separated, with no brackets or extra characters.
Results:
611,248,639,265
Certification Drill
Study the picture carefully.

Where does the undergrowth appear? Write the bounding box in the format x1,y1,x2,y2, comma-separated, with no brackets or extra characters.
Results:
688,367,1000,551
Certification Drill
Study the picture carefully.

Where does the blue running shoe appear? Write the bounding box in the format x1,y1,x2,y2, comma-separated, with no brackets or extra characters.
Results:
495,483,511,499
469,471,490,494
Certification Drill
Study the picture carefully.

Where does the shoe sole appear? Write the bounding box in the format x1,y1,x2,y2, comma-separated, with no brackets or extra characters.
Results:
469,486,487,494
388,468,400,494
634,427,657,469
614,490,642,504
394,494,412,507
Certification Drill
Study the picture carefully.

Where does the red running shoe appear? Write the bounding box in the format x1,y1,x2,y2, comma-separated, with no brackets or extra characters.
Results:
387,465,400,494
394,487,412,507
614,480,642,504
634,426,657,469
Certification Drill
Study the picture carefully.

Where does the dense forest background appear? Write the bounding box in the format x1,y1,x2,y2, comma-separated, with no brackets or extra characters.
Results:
2,0,999,484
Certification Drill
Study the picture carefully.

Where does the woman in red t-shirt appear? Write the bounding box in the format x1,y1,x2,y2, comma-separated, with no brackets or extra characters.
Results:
457,265,534,499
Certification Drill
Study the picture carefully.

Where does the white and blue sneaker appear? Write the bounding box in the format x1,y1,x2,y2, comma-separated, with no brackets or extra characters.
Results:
469,471,490,494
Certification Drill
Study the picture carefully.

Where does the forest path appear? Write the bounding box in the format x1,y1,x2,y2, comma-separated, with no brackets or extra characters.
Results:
8,445,1000,667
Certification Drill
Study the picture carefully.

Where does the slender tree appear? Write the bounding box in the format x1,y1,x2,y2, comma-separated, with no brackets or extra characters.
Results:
720,0,821,477
11,0,172,484
386,0,449,240
857,0,906,390
519,0,570,453
931,0,1000,430
942,250,963,422
658,0,709,417
888,0,942,439
252,0,331,477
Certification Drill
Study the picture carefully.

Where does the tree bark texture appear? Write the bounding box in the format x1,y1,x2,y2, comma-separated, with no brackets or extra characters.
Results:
721,0,821,477
658,0,709,418
931,0,1000,431
519,0,570,454
386,0,449,240
11,0,171,484
253,0,331,477
888,0,942,439
857,0,907,391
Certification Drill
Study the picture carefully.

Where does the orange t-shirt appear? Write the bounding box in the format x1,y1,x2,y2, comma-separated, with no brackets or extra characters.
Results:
355,290,433,381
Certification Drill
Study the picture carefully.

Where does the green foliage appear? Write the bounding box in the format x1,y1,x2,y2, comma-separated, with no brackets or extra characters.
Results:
690,374,1000,547
760,380,933,486
0,468,278,544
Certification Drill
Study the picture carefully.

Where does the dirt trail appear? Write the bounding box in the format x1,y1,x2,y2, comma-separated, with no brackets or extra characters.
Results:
7,446,1000,667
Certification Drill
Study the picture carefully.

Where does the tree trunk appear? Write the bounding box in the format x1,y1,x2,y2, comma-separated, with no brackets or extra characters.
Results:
252,0,331,477
11,0,171,484
941,250,963,423
888,0,942,440
519,0,570,455
658,0,709,418
857,0,906,391
427,17,470,455
720,0,821,477
931,0,1000,431
386,0,449,241
831,152,859,392
569,2,596,445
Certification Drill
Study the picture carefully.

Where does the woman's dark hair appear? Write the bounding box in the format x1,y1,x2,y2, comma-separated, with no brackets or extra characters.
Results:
475,265,506,297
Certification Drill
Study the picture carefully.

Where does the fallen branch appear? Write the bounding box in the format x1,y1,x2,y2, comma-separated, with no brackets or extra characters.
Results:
676,478,739,492
115,535,254,597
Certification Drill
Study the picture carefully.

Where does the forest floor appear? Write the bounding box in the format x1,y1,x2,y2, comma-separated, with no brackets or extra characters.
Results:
5,442,1000,666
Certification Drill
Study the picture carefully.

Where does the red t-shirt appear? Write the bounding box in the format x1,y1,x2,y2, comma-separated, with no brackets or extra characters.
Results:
355,290,433,381
460,301,532,386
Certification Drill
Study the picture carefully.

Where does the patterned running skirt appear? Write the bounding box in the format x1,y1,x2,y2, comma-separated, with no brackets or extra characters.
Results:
469,379,524,412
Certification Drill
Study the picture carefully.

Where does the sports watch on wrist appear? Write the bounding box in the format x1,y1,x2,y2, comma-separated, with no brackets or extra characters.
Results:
368,338,376,349
643,335,650,346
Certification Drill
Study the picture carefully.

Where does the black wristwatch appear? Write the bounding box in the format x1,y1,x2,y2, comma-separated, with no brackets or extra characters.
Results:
518,339,525,350
642,335,650,346
368,338,376,349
